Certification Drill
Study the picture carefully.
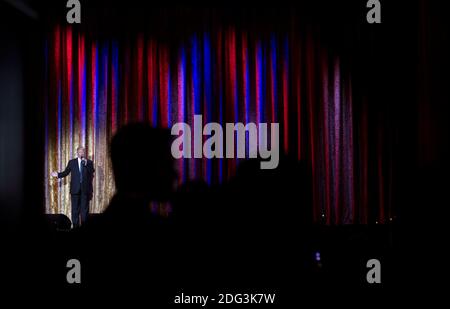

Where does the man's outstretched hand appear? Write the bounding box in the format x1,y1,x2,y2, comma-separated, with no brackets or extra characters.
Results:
51,171,58,177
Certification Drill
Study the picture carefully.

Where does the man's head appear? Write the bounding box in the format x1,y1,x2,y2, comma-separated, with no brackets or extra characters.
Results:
110,123,176,202
77,146,85,158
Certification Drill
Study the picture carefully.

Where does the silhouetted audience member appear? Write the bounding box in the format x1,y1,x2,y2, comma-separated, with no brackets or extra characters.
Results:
215,155,313,284
101,123,176,227
79,124,315,287
81,123,177,286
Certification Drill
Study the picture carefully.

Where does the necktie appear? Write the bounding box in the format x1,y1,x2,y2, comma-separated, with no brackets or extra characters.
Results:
80,160,82,183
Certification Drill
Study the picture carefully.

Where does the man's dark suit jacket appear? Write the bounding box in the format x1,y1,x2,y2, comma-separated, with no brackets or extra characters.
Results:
58,158,95,199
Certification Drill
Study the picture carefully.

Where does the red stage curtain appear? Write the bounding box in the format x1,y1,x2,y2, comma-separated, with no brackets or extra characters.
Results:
44,17,393,225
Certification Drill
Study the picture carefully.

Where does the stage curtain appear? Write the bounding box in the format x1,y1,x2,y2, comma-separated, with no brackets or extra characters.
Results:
44,16,393,225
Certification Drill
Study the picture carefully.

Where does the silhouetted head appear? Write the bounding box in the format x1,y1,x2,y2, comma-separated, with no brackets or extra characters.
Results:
110,123,176,202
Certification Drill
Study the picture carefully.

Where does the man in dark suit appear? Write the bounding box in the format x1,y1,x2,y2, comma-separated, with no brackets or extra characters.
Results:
51,146,95,228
